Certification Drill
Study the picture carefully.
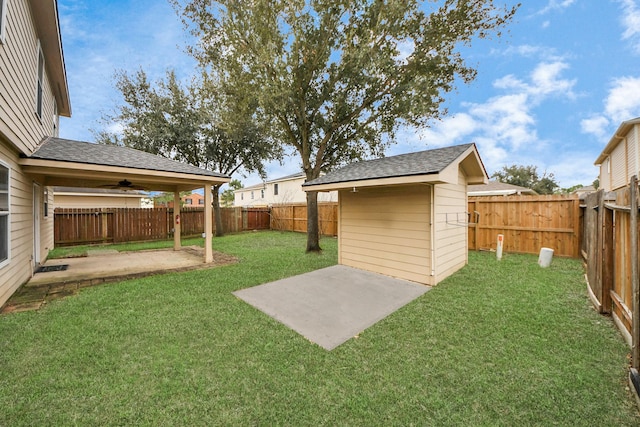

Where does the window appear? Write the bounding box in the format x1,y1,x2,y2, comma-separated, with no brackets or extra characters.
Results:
0,161,9,268
241,193,244,201
198,198,204,205
53,101,59,137
251,191,254,199
43,187,48,217
0,0,8,45
185,198,192,205
261,189,264,199
274,183,278,196
36,42,44,119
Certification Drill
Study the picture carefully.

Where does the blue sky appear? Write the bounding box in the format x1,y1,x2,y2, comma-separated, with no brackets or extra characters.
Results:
58,0,640,189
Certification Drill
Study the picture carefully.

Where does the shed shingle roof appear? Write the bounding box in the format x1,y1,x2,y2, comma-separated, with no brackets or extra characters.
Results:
303,144,474,187
28,137,229,179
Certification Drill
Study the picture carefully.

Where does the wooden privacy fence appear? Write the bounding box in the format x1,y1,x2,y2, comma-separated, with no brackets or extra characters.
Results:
582,178,640,399
583,184,639,342
54,207,270,246
468,195,581,257
270,203,338,236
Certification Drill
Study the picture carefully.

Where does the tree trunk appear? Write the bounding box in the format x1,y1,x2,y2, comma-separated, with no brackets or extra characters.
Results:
306,190,321,252
213,184,224,237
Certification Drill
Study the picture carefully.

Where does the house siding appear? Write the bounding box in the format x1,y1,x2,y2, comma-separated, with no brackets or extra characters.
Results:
54,194,143,209
0,138,35,307
338,185,432,284
0,0,60,307
627,125,639,182
0,0,57,156
235,176,337,207
433,169,468,283
610,138,628,190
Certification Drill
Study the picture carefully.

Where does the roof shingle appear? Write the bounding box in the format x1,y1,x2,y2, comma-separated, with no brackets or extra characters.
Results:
303,144,473,187
28,137,229,179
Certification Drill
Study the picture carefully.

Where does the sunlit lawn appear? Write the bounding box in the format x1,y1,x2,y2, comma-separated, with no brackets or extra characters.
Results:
1,231,638,425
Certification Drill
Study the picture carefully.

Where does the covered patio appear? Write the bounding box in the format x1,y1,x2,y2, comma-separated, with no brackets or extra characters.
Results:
0,246,237,314
20,137,230,263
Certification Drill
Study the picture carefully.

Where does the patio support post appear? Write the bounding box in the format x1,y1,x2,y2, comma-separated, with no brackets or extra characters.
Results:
173,188,181,251
204,184,213,263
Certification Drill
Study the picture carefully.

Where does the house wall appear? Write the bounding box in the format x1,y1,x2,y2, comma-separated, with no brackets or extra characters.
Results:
54,194,143,209
610,138,628,190
433,169,469,283
235,177,337,207
338,185,433,285
0,0,58,156
600,124,640,192
600,159,611,192
0,139,36,307
627,125,638,185
0,0,60,307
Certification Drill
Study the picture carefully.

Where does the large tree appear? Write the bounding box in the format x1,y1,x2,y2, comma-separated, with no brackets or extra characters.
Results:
96,69,280,236
491,164,559,195
175,0,518,251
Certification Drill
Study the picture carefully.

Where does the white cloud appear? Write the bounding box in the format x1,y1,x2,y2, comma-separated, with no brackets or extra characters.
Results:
605,76,640,121
580,76,640,139
618,0,640,53
494,44,564,62
535,0,576,16
416,59,576,177
580,115,610,139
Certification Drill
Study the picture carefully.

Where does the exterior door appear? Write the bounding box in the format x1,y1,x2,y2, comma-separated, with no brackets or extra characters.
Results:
33,183,41,267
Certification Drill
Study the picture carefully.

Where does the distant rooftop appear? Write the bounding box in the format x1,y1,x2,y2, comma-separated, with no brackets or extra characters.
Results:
468,181,537,196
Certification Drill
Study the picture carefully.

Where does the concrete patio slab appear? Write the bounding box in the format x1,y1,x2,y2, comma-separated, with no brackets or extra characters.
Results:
233,265,430,350
1,247,237,314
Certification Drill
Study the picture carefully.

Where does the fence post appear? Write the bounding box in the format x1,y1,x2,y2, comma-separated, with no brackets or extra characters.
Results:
631,176,639,370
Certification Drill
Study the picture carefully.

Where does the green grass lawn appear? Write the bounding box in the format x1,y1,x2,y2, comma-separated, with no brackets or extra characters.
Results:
1,231,638,425
48,237,209,259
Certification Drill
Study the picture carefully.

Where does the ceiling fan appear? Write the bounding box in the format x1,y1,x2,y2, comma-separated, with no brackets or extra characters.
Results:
99,179,148,191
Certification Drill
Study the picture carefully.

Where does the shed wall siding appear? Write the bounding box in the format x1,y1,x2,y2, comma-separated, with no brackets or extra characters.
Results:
433,169,468,283
338,185,432,284
0,139,35,307
0,0,57,155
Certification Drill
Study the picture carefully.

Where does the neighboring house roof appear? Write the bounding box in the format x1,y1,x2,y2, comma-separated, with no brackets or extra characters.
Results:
269,172,306,182
303,144,487,190
468,181,537,196
28,137,227,178
595,116,640,165
236,172,307,192
572,185,596,194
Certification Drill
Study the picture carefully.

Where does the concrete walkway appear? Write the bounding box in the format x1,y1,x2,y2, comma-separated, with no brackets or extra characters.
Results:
233,265,431,350
1,247,237,314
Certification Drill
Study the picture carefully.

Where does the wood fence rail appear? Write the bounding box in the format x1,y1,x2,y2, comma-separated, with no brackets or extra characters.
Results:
270,203,338,236
583,185,639,344
581,180,640,401
53,207,270,246
468,194,581,258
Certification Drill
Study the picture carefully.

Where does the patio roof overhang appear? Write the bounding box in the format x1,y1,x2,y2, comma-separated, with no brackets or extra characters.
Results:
20,137,231,264
18,158,229,192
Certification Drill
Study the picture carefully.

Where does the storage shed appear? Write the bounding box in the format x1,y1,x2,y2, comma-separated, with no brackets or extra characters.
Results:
303,143,488,285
